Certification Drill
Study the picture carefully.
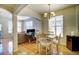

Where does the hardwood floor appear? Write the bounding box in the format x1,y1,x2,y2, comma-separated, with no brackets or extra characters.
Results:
14,42,79,55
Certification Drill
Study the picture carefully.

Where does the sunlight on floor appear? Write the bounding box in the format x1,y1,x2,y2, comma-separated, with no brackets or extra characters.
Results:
0,44,3,54
8,41,13,54
0,41,13,55
14,43,79,55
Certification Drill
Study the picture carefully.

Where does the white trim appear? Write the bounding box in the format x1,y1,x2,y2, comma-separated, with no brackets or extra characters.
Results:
14,4,27,14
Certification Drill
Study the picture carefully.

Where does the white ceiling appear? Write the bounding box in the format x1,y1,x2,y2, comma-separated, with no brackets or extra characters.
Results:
0,8,12,18
17,16,30,20
26,4,75,14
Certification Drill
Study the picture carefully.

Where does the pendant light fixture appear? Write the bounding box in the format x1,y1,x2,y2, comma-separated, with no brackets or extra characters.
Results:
44,4,56,18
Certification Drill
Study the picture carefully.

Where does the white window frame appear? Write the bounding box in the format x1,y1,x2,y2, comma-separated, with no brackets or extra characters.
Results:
0,24,2,31
48,15,63,37
8,20,12,33
25,21,33,30
17,21,22,33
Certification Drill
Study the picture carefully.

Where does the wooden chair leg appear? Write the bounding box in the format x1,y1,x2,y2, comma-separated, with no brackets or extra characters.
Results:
39,43,41,54
29,40,30,43
56,44,59,55
46,46,48,55
50,44,52,54
36,42,38,54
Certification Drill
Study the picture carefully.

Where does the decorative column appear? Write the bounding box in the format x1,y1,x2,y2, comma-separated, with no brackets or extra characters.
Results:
41,15,44,34
12,14,18,53
42,15,48,34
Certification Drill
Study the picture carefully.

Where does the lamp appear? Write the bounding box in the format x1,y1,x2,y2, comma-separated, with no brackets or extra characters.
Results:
44,4,56,18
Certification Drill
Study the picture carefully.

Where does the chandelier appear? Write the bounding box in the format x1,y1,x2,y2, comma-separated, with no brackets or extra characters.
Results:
44,4,56,18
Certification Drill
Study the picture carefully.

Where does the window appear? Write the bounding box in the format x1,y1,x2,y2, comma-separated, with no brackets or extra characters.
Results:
17,21,22,32
8,21,12,33
0,24,2,38
8,21,22,33
48,15,63,37
0,24,2,31
25,21,33,30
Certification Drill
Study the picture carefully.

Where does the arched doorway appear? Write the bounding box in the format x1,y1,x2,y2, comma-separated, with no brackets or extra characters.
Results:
0,8,13,55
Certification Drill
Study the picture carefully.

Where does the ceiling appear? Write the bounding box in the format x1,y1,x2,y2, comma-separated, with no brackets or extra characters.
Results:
0,4,20,13
26,4,75,14
17,16,30,20
0,4,75,14
0,4,76,19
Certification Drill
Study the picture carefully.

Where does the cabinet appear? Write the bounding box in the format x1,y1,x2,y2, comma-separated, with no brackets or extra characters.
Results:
18,32,36,44
18,33,26,44
66,35,79,51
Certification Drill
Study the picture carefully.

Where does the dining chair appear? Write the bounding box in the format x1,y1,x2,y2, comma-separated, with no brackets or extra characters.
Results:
35,33,42,54
51,34,61,55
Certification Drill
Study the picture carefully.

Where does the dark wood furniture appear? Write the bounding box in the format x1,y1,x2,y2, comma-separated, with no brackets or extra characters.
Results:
18,32,27,44
25,34,36,43
18,33,36,44
66,35,79,51
25,29,36,43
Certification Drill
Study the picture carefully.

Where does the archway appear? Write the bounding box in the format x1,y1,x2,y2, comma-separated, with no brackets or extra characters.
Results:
0,8,13,54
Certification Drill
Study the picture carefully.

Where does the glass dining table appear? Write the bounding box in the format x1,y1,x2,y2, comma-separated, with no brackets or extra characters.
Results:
36,36,54,55
36,33,61,55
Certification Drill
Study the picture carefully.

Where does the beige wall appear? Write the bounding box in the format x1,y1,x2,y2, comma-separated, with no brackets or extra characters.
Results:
41,5,79,45
55,6,77,45
76,5,79,35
